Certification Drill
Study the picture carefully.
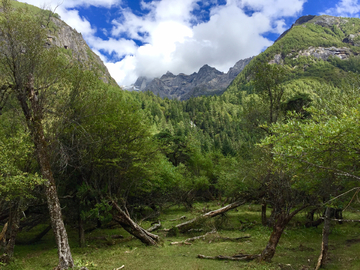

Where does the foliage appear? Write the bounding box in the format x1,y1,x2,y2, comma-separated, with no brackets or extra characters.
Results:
0,131,43,200
260,80,360,205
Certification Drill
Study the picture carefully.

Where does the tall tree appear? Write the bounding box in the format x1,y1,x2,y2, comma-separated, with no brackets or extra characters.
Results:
253,62,287,125
0,1,73,268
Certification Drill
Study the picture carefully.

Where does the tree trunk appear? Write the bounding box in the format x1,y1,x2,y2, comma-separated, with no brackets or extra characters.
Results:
260,205,308,262
315,207,331,270
19,225,52,245
17,75,74,269
260,213,289,262
112,201,159,246
0,202,21,263
171,200,245,234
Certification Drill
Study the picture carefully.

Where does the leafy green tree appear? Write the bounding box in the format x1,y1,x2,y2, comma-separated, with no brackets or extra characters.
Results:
0,1,73,267
258,79,360,262
253,62,288,125
0,130,44,261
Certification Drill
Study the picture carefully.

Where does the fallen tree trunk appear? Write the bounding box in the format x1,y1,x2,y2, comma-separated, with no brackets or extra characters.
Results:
170,200,245,234
185,230,217,242
17,225,52,245
197,253,260,261
170,216,186,221
147,221,161,232
315,207,331,270
112,201,159,246
170,230,251,245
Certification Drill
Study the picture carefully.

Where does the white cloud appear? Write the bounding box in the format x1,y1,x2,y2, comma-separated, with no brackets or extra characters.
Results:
326,0,360,17
17,0,306,86
106,0,305,85
239,0,306,18
106,55,137,86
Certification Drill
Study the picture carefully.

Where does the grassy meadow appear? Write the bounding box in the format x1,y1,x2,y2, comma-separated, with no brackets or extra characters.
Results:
1,202,360,270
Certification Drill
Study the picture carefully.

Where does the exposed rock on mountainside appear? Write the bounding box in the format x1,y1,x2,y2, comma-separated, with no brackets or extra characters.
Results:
227,14,360,95
48,17,116,85
134,57,253,100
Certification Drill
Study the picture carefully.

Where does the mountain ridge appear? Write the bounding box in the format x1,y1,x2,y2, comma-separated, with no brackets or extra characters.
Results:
133,57,254,100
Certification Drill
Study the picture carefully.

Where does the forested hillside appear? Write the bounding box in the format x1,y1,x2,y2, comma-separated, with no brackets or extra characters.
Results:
0,1,360,269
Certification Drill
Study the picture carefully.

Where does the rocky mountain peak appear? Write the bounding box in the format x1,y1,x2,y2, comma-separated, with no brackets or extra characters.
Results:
133,57,253,100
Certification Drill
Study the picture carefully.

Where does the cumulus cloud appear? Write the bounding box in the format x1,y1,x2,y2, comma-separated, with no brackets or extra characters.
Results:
18,0,307,86
325,0,360,17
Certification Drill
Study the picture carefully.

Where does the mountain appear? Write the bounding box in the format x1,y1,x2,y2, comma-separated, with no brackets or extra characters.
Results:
10,0,117,86
133,57,253,100
226,15,360,97
49,17,117,85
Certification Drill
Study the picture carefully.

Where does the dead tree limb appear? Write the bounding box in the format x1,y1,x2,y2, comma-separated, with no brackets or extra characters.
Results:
170,200,245,234
185,230,217,242
170,216,186,221
112,201,159,246
170,241,192,245
169,230,251,246
147,221,161,232
214,235,251,242
197,253,260,261
319,217,360,223
315,207,331,270
17,225,52,245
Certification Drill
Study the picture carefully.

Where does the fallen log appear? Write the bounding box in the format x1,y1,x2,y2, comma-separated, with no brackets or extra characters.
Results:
170,216,187,221
319,217,360,222
185,230,217,242
169,200,245,234
16,224,52,245
147,221,161,232
197,253,260,261
170,230,251,245
112,201,160,246
214,235,251,242
170,241,192,245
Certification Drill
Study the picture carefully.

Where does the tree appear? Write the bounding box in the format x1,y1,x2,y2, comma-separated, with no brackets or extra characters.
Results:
53,84,162,246
0,1,74,268
0,131,44,262
259,80,360,263
253,62,288,125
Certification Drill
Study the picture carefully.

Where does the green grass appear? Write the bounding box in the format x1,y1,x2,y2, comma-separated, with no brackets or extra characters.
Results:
2,203,360,269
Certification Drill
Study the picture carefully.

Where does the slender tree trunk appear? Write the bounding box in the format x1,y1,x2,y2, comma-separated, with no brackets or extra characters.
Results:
260,205,308,262
315,207,331,270
36,128,74,269
260,213,289,262
1,201,21,263
112,201,159,246
16,75,74,269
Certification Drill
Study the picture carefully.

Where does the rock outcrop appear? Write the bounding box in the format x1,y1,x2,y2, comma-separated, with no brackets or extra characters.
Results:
46,16,116,85
134,57,253,100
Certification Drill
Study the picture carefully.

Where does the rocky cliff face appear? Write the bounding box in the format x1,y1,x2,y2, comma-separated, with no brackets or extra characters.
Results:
134,57,253,100
47,17,116,85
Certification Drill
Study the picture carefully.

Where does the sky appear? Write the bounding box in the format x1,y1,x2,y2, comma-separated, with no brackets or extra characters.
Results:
16,0,360,86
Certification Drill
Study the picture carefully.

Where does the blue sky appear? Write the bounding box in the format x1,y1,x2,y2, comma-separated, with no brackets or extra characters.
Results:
17,0,360,86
